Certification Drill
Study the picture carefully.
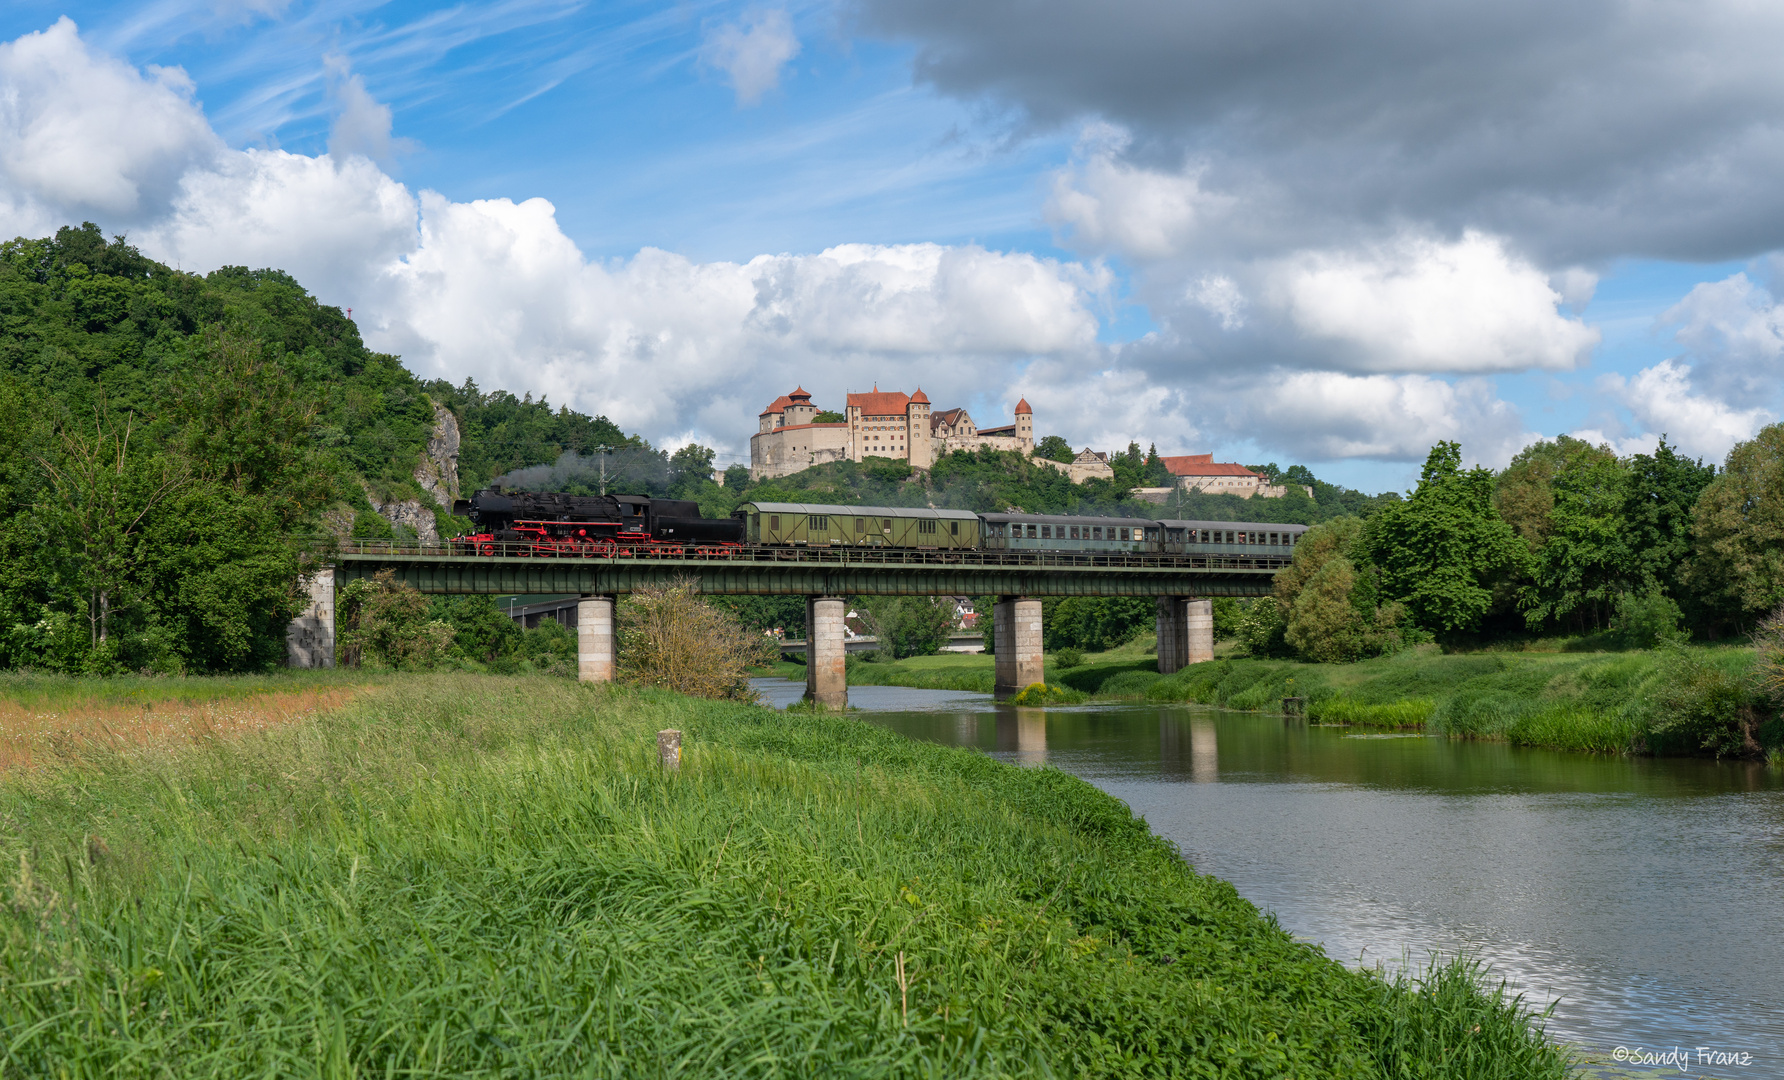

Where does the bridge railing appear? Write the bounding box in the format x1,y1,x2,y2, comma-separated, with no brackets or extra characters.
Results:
314,538,1290,573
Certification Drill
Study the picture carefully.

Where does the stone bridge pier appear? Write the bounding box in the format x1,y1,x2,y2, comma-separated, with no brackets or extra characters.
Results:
577,595,616,682
1155,597,1213,674
804,596,849,708
993,596,1044,700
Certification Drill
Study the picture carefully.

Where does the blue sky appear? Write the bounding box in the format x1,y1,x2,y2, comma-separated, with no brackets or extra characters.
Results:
2,1,1780,492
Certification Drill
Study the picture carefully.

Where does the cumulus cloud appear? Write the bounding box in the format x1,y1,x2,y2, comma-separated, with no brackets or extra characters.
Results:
860,0,1784,265
702,9,801,106
1046,126,1232,259
0,18,219,230
324,54,405,166
1264,232,1599,373
1578,360,1772,463
1658,272,1784,401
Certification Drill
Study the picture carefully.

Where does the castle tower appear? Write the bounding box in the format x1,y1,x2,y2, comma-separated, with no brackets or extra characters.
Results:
785,386,816,427
1014,397,1033,453
907,388,932,469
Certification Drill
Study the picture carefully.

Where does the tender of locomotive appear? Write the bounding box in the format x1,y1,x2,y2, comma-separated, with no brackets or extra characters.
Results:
448,488,1307,561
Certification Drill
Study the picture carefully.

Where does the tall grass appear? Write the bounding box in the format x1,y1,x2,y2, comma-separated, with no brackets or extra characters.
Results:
1310,698,1435,728
0,675,1568,1078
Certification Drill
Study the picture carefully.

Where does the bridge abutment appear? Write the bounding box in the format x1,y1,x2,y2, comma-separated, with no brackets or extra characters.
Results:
805,596,848,708
993,596,1043,700
285,568,335,669
1156,597,1214,674
577,595,616,682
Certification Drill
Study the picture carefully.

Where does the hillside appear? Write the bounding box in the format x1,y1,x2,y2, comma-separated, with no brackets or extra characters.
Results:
0,224,1385,675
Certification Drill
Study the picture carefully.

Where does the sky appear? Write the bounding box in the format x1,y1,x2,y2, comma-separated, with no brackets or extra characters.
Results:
2,1,1782,492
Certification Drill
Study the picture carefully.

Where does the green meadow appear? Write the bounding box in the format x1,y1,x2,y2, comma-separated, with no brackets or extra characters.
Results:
0,674,1568,1077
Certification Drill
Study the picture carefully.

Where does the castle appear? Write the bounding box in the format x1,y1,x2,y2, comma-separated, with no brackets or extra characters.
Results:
750,386,1033,480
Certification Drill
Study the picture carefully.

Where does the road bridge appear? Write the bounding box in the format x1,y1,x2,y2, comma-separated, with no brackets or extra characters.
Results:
289,541,1284,703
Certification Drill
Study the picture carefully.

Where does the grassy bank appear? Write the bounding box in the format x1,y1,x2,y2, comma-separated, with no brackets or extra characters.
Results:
0,674,1567,1077
1057,645,1767,755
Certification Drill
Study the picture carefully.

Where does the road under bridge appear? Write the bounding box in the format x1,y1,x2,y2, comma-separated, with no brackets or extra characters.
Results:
288,542,1286,703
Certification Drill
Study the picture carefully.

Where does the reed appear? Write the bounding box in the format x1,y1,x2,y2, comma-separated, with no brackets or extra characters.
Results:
0,674,1569,1078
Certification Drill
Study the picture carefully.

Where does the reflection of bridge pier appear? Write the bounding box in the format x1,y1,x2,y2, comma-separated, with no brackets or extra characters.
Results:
995,711,1048,765
1190,718,1218,782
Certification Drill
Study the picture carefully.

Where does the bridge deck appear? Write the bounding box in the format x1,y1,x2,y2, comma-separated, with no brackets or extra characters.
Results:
330,541,1285,597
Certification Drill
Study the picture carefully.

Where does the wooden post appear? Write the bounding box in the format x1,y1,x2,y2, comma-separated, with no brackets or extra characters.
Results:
658,729,681,769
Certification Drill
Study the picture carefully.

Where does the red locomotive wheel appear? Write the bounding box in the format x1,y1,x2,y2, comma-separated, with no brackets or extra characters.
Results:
478,543,495,556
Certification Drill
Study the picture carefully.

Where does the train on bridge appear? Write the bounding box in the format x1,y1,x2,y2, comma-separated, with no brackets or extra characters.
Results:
450,489,1309,561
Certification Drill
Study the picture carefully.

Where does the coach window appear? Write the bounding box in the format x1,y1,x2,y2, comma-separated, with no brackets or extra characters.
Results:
1092,526,1103,540
811,515,827,530
883,519,892,532
770,515,780,531
1027,524,1038,538
855,518,863,532
1040,525,1051,539
950,521,959,535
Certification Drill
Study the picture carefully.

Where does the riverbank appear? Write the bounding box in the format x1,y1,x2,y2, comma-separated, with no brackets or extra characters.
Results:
782,640,1777,758
0,673,1568,1076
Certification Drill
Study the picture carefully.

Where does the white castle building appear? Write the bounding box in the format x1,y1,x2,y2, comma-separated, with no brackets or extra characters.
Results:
749,386,1033,480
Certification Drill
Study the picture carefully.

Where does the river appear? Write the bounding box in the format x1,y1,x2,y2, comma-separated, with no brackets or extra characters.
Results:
753,679,1784,1078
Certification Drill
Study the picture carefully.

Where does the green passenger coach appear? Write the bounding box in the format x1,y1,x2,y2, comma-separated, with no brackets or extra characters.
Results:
735,502,981,549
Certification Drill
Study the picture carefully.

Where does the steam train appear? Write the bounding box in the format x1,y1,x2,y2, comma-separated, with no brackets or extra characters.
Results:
450,488,1309,562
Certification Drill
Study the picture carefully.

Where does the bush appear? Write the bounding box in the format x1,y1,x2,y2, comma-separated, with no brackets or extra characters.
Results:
857,596,956,659
1612,589,1688,649
617,578,778,701
1008,682,1085,705
1642,647,1759,757
1053,647,1085,669
1236,597,1287,657
337,569,455,670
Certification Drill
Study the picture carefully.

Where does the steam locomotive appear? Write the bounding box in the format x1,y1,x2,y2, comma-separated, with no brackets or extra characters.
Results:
450,488,1308,562
449,489,744,556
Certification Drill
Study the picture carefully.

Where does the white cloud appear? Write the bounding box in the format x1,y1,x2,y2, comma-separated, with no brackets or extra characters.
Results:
1658,272,1784,400
1264,231,1599,373
0,18,219,227
324,54,404,166
1583,360,1773,463
1187,274,1245,330
1046,128,1233,259
702,9,801,107
1219,371,1532,465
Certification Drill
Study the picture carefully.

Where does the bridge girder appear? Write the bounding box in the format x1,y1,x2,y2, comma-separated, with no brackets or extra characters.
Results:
335,553,1278,598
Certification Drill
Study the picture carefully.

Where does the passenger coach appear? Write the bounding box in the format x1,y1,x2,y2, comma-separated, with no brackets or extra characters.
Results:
735,502,980,549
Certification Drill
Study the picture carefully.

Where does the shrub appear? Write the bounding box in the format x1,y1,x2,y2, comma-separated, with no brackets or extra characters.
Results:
617,578,778,701
1053,647,1085,669
337,569,454,670
856,596,956,659
1612,589,1688,649
1642,647,1759,757
1310,698,1434,728
1236,596,1287,657
1008,682,1085,705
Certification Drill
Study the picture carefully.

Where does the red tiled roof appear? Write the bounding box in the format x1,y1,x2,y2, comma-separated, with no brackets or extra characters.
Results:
1162,454,1261,478
789,386,812,401
910,388,929,404
847,391,912,416
1014,397,1032,414
977,424,1017,437
767,422,848,433
760,394,794,416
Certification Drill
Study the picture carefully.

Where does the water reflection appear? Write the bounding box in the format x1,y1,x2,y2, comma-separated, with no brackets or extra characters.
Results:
802,679,1784,1071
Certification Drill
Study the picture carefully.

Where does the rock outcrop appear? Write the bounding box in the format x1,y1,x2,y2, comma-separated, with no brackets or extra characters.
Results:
415,401,461,508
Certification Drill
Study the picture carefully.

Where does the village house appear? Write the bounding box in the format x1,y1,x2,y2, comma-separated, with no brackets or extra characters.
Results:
1160,454,1311,498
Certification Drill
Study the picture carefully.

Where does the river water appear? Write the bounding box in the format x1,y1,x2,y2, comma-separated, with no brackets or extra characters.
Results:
753,680,1784,1078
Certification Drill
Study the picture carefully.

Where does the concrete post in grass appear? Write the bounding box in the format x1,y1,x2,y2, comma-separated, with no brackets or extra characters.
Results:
1185,599,1214,665
658,729,681,769
577,595,615,683
993,596,1043,701
805,596,848,709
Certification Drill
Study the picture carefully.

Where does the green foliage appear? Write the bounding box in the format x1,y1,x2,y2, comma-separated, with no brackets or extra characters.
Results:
1053,647,1086,669
1211,597,1242,640
1365,442,1529,637
1043,596,1154,652
1308,698,1435,727
1236,596,1288,657
1642,646,1759,757
1518,439,1630,631
812,409,844,423
1008,681,1087,705
1686,422,1784,624
1035,434,1074,462
425,378,637,492
428,595,523,662
857,595,957,659
1623,436,1715,595
1611,589,1687,650
710,594,807,639
337,570,455,670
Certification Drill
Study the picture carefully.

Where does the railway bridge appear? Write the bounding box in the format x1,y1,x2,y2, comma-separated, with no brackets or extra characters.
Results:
289,541,1287,704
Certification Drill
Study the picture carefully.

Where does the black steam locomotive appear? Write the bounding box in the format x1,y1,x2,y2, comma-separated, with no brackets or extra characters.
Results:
450,488,744,556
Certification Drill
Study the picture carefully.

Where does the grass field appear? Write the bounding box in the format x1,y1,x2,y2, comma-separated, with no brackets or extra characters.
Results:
0,673,1569,1077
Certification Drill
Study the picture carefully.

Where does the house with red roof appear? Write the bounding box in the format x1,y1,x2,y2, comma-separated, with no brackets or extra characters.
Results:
1159,454,1310,498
